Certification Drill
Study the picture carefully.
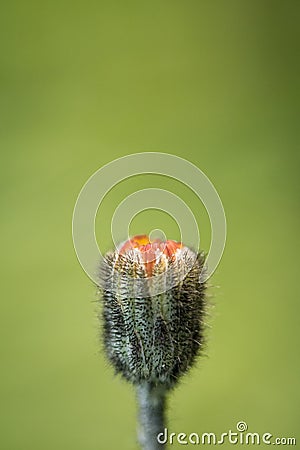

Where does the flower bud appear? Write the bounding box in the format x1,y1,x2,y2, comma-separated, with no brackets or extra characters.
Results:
99,235,207,388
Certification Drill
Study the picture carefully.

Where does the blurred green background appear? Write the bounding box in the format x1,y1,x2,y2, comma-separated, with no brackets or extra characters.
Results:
1,1,299,449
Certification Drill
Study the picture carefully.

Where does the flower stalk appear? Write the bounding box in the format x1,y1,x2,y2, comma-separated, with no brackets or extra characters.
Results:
137,383,167,450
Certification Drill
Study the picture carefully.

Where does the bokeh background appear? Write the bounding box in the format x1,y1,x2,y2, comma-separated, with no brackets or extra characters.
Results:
1,1,299,449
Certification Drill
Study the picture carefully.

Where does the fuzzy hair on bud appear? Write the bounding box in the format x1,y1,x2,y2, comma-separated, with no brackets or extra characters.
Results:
99,235,207,389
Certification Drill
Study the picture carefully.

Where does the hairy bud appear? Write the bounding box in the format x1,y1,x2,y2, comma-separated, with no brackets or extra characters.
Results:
99,235,207,388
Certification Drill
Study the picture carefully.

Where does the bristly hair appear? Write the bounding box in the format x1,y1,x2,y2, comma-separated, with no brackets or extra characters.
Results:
98,243,208,389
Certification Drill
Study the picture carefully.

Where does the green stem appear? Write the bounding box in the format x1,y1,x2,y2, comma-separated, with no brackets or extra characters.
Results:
136,383,168,450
